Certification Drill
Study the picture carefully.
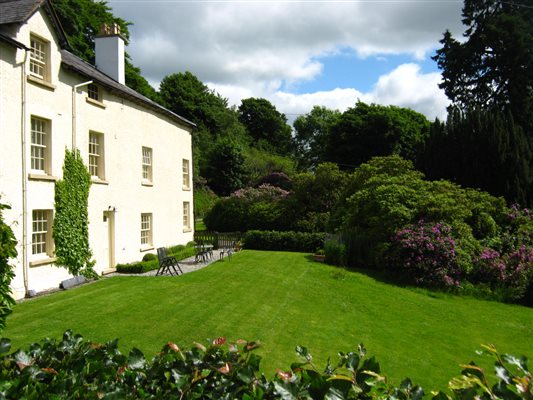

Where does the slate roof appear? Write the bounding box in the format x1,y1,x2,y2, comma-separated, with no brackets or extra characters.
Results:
0,0,195,129
0,0,42,25
61,50,195,128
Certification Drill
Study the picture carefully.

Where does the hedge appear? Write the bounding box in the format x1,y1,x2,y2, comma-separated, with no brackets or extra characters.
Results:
243,230,326,252
0,331,529,399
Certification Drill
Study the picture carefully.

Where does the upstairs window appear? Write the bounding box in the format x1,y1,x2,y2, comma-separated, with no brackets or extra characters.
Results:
87,83,100,101
30,116,51,173
29,35,49,80
182,159,190,189
142,146,153,183
89,132,105,179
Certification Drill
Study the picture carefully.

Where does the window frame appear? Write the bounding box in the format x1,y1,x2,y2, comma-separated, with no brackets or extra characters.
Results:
30,116,51,174
183,201,191,231
89,131,105,180
140,213,153,247
182,159,191,190
31,209,53,257
142,146,153,183
29,34,49,81
87,83,100,102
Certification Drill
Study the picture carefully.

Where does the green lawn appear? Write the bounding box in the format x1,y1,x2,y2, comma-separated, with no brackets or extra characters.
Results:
4,250,532,391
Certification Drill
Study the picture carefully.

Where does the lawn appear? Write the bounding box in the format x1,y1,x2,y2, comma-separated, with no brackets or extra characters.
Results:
4,250,532,391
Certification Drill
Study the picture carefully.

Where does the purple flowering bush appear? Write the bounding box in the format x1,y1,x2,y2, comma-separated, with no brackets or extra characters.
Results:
472,246,533,302
385,221,461,288
471,205,533,302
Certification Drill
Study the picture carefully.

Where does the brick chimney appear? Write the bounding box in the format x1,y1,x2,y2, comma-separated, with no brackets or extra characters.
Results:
94,23,125,84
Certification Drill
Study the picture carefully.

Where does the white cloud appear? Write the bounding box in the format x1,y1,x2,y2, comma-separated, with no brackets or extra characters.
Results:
110,0,460,120
209,63,449,121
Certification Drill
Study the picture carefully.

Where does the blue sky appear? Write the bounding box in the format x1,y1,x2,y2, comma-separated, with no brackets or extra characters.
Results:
109,0,464,121
290,51,439,94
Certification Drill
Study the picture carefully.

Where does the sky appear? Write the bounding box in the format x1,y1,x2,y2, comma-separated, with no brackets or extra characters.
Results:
108,0,465,122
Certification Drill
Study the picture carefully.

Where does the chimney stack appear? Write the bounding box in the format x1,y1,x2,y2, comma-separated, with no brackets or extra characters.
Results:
94,23,125,84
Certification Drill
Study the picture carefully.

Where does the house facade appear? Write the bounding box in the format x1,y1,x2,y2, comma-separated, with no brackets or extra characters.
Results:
0,0,195,300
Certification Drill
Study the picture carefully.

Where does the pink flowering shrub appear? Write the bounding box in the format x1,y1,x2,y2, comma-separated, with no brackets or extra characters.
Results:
472,245,533,301
385,221,461,288
231,184,289,202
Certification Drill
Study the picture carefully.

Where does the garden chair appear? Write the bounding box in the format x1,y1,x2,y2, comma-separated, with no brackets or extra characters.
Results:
219,241,236,261
156,247,183,276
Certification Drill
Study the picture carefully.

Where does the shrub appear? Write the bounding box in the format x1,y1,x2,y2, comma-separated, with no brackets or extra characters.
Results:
142,253,157,262
0,331,530,400
243,230,325,252
471,245,533,302
324,239,347,266
0,203,17,333
385,221,461,288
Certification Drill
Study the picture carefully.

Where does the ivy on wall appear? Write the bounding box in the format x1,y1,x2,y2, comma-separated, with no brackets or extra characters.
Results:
53,149,96,278
0,203,17,333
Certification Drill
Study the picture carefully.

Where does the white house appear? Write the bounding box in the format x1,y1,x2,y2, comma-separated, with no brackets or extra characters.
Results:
0,0,196,300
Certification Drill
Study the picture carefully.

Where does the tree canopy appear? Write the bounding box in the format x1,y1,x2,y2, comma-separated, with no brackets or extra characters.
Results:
238,98,293,155
293,106,341,170
433,0,533,130
324,102,430,169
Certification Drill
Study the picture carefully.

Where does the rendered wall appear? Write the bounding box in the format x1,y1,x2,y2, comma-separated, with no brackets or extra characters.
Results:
1,8,194,300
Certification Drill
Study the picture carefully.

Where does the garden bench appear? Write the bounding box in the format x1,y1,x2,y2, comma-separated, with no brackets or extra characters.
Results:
156,247,183,276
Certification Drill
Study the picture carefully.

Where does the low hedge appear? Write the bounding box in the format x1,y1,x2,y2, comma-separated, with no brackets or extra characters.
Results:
0,331,529,399
116,246,196,274
243,230,326,252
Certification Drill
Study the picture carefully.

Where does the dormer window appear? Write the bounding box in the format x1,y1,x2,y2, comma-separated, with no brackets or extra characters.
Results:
88,83,100,101
29,35,49,81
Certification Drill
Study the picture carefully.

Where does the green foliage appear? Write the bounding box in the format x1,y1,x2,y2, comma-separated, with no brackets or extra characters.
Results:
0,331,530,400
204,185,289,232
324,101,430,168
433,0,533,128
243,146,296,186
419,108,533,207
324,238,347,266
238,97,293,155
288,163,350,232
204,139,249,196
243,230,326,252
293,105,342,170
0,203,17,334
332,155,509,269
141,253,156,262
193,183,218,220
53,149,96,278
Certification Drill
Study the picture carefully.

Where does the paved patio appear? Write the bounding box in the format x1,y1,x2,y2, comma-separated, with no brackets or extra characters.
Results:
107,249,231,277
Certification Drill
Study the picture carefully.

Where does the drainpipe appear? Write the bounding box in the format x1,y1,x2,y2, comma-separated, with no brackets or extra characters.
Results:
20,48,29,296
71,81,92,153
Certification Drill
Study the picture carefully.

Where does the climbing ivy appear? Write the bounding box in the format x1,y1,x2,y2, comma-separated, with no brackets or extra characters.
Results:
0,203,17,333
53,149,96,278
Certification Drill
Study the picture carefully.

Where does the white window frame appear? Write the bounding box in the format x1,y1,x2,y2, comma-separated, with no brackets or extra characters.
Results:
183,201,191,231
142,146,153,183
29,34,49,81
89,131,105,179
141,213,153,246
87,83,100,101
30,116,51,174
182,159,190,190
31,209,53,257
